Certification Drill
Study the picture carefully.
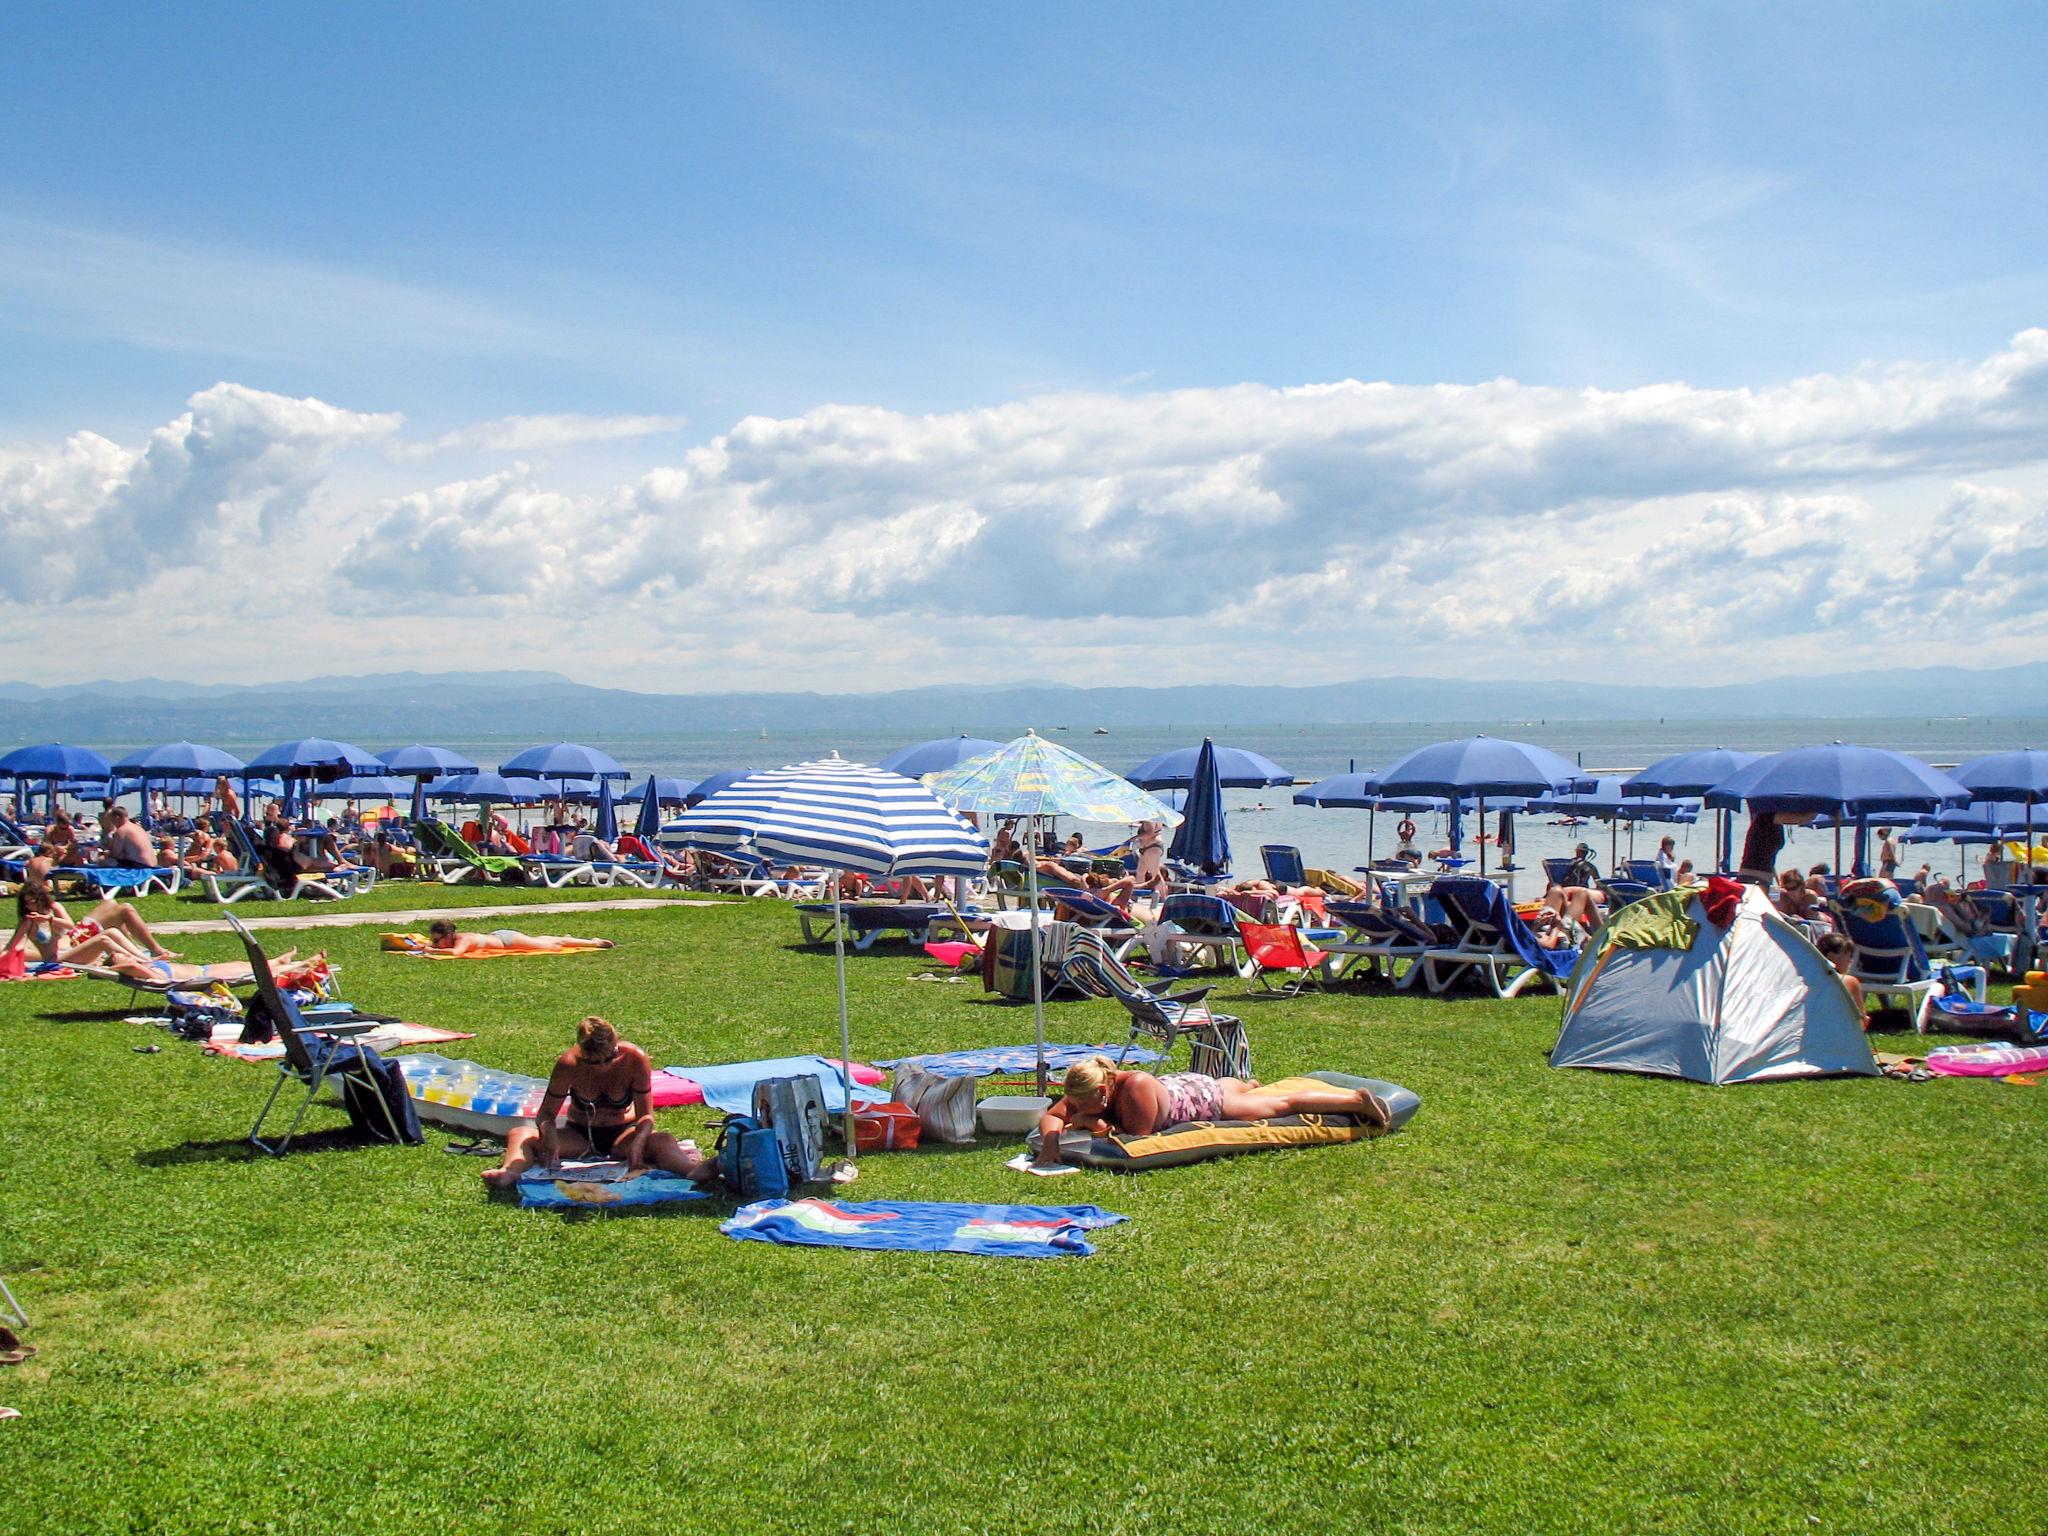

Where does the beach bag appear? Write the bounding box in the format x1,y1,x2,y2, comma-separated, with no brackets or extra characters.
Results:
891,1062,978,1144
715,1114,789,1201
752,1074,829,1185
852,1101,922,1152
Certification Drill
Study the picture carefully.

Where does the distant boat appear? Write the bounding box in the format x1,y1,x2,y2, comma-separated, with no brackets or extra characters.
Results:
1093,726,1109,735
1054,725,1069,731
758,728,768,739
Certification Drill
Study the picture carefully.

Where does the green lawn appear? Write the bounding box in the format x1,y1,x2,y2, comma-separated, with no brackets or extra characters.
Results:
2,898,2044,1535
113,876,714,928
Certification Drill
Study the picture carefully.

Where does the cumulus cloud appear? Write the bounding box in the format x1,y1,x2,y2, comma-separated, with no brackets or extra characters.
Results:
0,384,398,600
393,413,689,460
12,332,2048,685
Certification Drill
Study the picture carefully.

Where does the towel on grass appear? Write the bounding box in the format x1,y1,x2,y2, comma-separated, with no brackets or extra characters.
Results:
380,933,605,959
205,1021,475,1061
519,1165,712,1211
661,1055,888,1115
873,1044,1162,1080
720,1199,1126,1257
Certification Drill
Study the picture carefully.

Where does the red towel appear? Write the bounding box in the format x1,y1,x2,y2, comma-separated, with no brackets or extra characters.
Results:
1700,875,1744,928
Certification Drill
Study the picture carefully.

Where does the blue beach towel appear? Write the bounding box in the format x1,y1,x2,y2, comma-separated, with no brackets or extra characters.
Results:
662,1055,888,1115
518,1165,713,1211
873,1044,1162,1080
720,1199,1127,1258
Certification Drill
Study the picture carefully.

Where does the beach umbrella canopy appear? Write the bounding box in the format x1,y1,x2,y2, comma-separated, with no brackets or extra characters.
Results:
1949,749,2048,803
1166,738,1230,873
1292,771,1379,808
246,738,384,778
111,741,244,776
0,743,112,781
594,775,618,842
924,731,1180,1091
1128,742,1294,790
667,756,989,1158
625,776,697,808
878,735,1004,778
685,769,757,807
499,742,628,780
549,778,602,804
923,730,1183,826
377,744,480,778
312,775,412,800
1621,749,1761,797
1703,744,1969,814
1372,735,1584,875
430,772,547,804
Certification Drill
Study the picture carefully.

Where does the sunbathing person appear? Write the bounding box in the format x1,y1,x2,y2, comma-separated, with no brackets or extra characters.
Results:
1774,869,1834,931
1526,906,1579,950
1816,932,1866,1022
8,884,180,961
101,807,157,869
424,918,616,956
1034,1056,1389,1165
1540,882,1606,936
179,828,240,876
1132,819,1168,896
483,1015,713,1190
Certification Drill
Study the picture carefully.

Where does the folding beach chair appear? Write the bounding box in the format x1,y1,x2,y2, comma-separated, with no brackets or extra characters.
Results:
414,819,526,885
228,914,406,1156
1237,921,1330,996
1058,929,1251,1078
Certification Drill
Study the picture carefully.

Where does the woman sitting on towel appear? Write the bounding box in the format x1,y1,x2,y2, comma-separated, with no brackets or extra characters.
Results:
424,919,616,956
484,1016,713,1190
1033,1056,1389,1167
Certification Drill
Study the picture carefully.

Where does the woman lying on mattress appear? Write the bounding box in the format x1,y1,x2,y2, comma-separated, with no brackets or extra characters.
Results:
484,1015,713,1190
1033,1056,1390,1167
425,919,616,956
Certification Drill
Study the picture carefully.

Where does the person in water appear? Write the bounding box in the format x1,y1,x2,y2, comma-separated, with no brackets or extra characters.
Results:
1033,1056,1389,1167
484,1016,713,1189
425,918,616,955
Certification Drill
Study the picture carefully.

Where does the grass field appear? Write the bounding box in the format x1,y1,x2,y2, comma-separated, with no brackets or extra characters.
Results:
3,894,2045,1534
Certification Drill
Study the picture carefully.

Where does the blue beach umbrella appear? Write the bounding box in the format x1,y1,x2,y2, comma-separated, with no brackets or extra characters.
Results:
1128,742,1295,790
630,777,672,841
312,775,412,800
1,743,113,781
1624,749,1760,874
378,744,480,778
1951,749,2048,865
594,775,618,843
499,742,628,780
431,772,547,804
1167,738,1230,874
668,755,989,1151
1372,736,1586,876
685,769,758,807
1706,744,1968,879
879,736,1004,778
246,737,384,777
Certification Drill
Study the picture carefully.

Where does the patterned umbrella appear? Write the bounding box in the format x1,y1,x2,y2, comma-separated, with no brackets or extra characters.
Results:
924,731,1180,1089
666,755,988,1158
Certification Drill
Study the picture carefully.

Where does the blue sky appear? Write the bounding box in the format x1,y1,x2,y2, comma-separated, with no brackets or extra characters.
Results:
2,3,2046,688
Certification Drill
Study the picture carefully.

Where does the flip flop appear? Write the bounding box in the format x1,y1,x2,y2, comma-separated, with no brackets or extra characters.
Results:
0,1407,19,1421
0,1350,30,1366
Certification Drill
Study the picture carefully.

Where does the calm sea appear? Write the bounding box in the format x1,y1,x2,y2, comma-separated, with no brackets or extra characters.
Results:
194,715,2043,899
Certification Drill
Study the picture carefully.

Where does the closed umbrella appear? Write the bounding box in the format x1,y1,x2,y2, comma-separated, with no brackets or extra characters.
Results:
594,776,618,843
924,731,1181,1091
631,777,669,842
1166,738,1229,874
666,755,988,1154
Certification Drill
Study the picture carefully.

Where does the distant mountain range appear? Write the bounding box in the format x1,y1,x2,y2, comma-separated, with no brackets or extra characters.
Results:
0,663,2043,746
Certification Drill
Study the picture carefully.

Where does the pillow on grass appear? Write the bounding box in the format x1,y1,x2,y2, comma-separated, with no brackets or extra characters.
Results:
891,1062,978,1143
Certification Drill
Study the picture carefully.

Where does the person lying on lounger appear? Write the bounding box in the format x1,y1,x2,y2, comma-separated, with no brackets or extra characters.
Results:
1033,1056,1389,1166
483,1015,713,1190
424,919,616,955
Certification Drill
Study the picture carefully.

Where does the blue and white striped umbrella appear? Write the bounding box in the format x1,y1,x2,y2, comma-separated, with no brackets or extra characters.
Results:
663,754,987,1161
663,754,986,877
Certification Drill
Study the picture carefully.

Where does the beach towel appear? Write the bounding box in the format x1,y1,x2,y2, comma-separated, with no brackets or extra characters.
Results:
518,1164,712,1211
651,1061,882,1107
875,1043,1165,1081
661,1056,888,1115
379,933,602,959
720,1199,1127,1257
204,1021,475,1062
0,958,78,982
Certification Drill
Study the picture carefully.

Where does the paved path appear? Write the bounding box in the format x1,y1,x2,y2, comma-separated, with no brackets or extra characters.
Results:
152,898,724,935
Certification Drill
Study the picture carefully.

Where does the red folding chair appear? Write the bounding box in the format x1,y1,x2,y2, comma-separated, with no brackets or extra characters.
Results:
1238,921,1330,996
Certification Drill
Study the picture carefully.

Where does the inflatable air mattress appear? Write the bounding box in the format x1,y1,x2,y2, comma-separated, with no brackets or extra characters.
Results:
1025,1071,1418,1172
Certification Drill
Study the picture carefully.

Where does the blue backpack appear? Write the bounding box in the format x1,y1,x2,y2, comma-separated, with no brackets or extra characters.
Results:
715,1113,789,1202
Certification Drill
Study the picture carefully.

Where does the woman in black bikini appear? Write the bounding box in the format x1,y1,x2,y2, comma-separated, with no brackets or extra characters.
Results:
483,1016,713,1190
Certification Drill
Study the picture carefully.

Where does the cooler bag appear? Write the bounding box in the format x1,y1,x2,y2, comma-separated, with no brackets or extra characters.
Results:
852,1101,922,1152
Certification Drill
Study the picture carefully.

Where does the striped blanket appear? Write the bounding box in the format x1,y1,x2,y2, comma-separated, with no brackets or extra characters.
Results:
720,1199,1127,1258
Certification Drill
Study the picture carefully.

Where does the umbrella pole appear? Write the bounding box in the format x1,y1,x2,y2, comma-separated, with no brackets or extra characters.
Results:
833,872,856,1166
1368,808,1375,872
1478,796,1487,878
1028,815,1047,1097
1833,825,1842,879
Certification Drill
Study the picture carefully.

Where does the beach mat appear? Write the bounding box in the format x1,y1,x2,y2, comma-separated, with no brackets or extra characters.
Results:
720,1198,1127,1257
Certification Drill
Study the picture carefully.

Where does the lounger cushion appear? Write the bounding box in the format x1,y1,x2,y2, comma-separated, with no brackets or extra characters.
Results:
1026,1072,1419,1171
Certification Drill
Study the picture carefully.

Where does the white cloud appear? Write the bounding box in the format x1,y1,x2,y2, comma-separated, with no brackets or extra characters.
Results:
393,413,689,460
9,333,2048,686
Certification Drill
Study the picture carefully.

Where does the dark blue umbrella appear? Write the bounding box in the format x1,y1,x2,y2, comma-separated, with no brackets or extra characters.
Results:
0,743,112,781
378,744,481,777
111,741,244,776
246,737,384,777
1624,749,1759,875
1703,744,1967,814
878,736,1004,777
1372,736,1585,875
499,742,628,779
312,775,413,800
686,769,757,806
431,772,547,804
1166,738,1229,874
411,776,427,823
632,776,665,841
1951,750,2048,859
594,775,618,842
1129,741,1294,790
1292,771,1380,808
627,776,697,808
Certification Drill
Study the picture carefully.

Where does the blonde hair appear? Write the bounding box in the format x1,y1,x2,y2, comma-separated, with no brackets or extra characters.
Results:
1061,1054,1117,1099
576,1015,620,1058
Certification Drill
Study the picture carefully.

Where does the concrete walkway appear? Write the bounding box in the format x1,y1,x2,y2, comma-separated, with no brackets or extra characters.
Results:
152,897,725,935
